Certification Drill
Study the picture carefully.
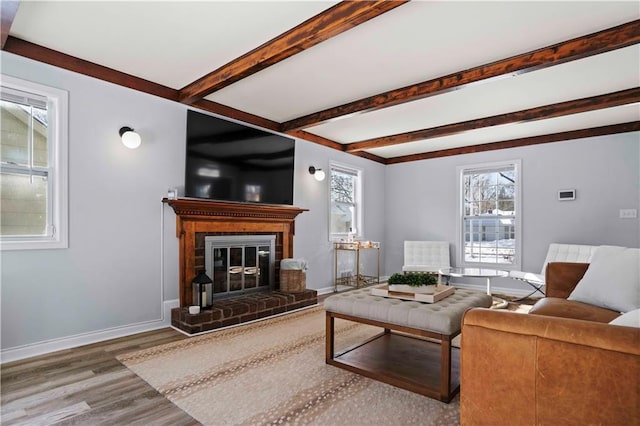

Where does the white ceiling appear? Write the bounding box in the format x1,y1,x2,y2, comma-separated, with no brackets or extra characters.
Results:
10,1,339,89
370,104,640,158
7,1,640,161
310,47,639,141
209,1,638,121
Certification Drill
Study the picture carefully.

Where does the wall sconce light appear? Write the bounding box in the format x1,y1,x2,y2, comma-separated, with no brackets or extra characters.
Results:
308,166,325,182
119,126,142,149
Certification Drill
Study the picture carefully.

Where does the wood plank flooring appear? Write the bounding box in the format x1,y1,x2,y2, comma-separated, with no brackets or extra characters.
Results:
1,327,198,425
1,294,334,425
0,292,527,424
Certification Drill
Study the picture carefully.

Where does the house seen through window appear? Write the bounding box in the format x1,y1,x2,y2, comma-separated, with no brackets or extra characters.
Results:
330,163,362,240
460,160,520,266
0,75,68,250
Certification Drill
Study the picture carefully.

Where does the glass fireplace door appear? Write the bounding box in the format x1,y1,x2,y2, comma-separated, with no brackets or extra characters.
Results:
205,236,275,298
244,246,258,289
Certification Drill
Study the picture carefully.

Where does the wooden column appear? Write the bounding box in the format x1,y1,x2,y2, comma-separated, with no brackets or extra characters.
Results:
164,198,307,307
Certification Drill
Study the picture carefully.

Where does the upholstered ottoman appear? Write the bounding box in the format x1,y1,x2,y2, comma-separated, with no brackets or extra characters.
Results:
324,286,492,402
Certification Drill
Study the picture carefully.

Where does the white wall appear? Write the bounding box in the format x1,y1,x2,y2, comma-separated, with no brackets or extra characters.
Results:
384,133,640,292
0,52,386,358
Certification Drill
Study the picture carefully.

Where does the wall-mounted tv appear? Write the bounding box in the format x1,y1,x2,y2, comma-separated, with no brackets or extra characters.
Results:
185,110,295,205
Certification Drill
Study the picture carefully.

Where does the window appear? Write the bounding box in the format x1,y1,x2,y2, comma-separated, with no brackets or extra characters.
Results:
1,75,68,250
329,162,362,240
459,160,521,267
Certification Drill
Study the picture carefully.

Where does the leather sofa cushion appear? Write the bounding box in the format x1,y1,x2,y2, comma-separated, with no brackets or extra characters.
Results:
530,297,620,323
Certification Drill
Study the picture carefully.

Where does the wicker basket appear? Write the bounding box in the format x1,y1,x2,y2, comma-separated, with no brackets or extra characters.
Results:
280,269,306,293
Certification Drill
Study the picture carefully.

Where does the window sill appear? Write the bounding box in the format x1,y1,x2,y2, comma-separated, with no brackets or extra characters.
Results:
1,238,68,251
460,262,520,271
329,234,364,243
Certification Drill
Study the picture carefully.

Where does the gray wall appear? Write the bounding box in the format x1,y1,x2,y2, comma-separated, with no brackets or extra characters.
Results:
384,133,640,291
1,52,186,350
1,51,638,356
0,52,386,352
294,142,386,292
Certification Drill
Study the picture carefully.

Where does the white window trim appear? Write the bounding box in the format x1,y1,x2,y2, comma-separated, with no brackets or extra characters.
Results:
456,159,521,269
328,161,363,242
1,74,69,250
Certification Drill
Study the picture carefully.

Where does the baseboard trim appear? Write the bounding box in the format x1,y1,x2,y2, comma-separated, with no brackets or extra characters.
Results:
0,299,180,364
316,286,336,295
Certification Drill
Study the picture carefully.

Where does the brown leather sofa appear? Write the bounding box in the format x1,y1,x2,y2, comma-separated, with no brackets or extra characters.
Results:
460,262,640,425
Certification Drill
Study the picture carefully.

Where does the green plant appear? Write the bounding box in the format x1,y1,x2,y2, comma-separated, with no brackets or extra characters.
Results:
387,272,437,287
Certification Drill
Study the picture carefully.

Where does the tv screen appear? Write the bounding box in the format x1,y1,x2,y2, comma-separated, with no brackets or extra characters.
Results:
185,110,295,205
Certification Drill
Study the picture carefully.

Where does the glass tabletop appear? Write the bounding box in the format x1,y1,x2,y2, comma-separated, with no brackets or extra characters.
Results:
438,267,508,278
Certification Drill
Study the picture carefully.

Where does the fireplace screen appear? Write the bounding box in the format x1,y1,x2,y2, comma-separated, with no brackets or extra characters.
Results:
204,235,275,297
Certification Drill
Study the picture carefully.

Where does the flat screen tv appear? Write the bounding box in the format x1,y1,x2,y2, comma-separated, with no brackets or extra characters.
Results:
185,110,295,205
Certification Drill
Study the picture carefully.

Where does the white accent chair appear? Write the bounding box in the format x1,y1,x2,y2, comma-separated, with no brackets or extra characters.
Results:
402,241,451,275
509,243,598,298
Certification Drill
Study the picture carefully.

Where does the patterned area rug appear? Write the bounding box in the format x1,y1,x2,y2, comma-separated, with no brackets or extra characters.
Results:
118,306,460,425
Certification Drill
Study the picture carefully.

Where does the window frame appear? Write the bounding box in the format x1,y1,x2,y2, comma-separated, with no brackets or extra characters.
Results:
457,160,521,269
328,161,363,242
1,74,69,250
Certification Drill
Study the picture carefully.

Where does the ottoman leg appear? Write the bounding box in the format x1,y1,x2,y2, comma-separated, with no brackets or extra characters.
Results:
440,337,452,401
325,312,335,362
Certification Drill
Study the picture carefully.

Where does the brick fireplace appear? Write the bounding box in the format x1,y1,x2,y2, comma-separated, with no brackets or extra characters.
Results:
164,198,317,334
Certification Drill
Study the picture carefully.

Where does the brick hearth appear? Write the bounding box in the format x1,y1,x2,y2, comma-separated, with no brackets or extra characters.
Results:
171,289,318,334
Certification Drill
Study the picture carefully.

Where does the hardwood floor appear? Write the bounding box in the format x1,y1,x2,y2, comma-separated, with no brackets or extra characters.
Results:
1,328,198,425
0,291,526,425
0,293,335,425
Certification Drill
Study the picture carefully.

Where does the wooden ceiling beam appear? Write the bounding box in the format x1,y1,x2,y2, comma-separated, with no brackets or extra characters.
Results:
0,0,19,49
191,99,281,133
345,88,640,152
2,37,283,133
178,0,408,104
4,10,636,167
3,36,180,101
385,121,640,164
282,19,640,132
351,151,387,164
286,130,344,151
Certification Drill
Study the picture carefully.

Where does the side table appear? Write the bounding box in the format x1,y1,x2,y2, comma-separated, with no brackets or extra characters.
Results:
333,241,380,292
438,267,509,309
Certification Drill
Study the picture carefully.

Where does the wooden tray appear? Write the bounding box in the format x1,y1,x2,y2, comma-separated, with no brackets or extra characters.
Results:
371,285,455,303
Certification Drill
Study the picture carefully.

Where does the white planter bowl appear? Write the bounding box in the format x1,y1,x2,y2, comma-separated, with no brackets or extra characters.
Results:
388,284,436,294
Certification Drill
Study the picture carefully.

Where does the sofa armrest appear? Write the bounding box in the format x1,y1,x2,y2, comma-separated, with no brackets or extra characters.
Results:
544,261,589,298
461,308,640,425
462,308,639,354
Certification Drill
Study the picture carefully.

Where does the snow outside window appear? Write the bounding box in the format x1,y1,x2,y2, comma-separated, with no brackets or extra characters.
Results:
459,160,521,267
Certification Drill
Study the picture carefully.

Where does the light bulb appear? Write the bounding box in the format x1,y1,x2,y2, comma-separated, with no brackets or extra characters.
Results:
119,126,142,149
121,130,141,149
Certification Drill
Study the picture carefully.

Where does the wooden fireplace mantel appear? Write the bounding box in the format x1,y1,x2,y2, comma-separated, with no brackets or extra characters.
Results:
164,198,308,307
